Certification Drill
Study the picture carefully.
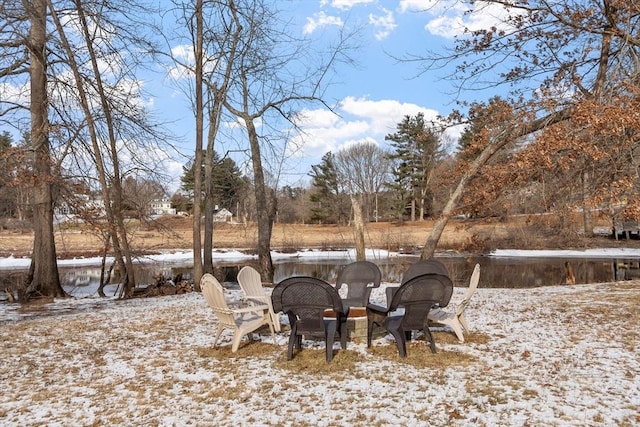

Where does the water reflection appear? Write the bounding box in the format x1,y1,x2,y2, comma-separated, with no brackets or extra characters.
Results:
1,255,636,301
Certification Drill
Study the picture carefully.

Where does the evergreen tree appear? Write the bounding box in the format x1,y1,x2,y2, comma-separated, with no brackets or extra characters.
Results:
385,113,442,221
0,132,15,217
180,151,245,214
308,152,348,224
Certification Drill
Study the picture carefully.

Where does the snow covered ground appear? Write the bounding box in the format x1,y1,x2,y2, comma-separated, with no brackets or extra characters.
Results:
1,270,638,426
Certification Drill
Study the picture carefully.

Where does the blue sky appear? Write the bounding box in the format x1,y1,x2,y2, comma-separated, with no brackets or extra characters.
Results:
149,0,512,192
0,1,508,194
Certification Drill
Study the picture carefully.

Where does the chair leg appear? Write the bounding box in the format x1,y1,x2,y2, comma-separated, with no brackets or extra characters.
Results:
367,317,375,348
267,320,277,345
325,321,338,362
339,316,348,350
459,313,469,332
231,330,244,353
212,327,224,348
423,320,437,354
270,312,282,333
388,326,407,357
287,323,298,360
449,319,465,343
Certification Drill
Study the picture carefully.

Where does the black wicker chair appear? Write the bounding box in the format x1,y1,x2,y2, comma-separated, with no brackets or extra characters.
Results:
272,276,348,362
335,260,382,309
401,259,450,283
385,259,451,308
367,273,454,356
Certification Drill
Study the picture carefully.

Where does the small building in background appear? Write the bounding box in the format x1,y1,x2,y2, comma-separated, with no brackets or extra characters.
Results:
213,207,233,222
151,197,176,216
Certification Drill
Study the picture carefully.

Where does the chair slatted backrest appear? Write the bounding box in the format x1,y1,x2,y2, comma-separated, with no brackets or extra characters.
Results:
237,266,264,300
335,261,382,307
272,276,344,334
238,266,272,307
457,263,480,315
238,265,281,332
201,274,236,328
389,273,454,331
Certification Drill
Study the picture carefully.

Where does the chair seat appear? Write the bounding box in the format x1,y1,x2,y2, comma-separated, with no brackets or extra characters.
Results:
427,306,455,322
426,263,480,343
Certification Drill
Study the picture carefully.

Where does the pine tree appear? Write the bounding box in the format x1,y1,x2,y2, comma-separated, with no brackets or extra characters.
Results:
385,113,442,221
308,152,348,224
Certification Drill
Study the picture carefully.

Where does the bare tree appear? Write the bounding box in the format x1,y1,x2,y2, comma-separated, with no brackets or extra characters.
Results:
222,0,356,282
47,0,168,297
334,141,391,260
164,0,244,286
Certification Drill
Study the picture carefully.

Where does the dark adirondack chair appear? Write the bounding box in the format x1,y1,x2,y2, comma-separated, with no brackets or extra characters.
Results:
384,259,450,308
367,273,454,356
271,276,348,362
335,260,382,309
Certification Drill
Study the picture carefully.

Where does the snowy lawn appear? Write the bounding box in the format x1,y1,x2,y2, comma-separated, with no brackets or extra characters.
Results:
0,281,638,426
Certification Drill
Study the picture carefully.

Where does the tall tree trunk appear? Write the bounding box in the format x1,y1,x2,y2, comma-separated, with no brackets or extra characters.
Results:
351,195,366,261
410,195,416,221
192,0,204,289
203,114,215,274
245,119,275,282
582,170,593,237
24,0,64,299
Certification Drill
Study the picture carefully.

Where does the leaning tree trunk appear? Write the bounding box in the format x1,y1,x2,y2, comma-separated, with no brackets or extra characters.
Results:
25,0,65,300
421,109,575,259
422,137,512,259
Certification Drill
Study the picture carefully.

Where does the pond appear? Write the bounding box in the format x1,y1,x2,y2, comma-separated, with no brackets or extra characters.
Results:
2,252,638,300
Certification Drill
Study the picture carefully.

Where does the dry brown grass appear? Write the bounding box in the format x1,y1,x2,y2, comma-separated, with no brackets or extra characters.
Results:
0,212,630,258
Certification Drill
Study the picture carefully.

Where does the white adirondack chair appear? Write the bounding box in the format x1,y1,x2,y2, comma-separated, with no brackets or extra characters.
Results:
427,263,480,343
200,273,275,352
237,266,281,332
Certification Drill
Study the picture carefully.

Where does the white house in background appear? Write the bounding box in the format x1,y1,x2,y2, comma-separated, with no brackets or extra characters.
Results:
54,194,106,224
150,197,176,216
213,207,233,222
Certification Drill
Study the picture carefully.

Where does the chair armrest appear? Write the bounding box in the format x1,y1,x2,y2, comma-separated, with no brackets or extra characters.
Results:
366,303,389,316
244,296,270,306
231,304,270,315
385,286,399,309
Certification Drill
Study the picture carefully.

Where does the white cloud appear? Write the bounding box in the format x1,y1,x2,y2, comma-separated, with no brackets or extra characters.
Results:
303,11,344,34
294,108,340,128
328,0,377,11
340,96,438,135
398,0,517,39
399,0,437,13
368,9,397,40
426,2,513,39
291,97,440,161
